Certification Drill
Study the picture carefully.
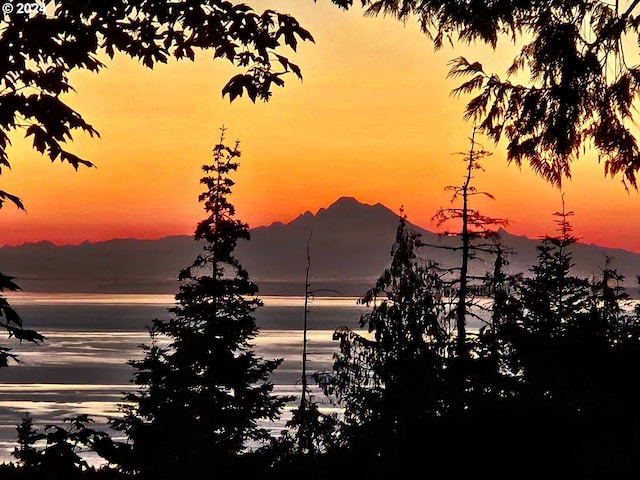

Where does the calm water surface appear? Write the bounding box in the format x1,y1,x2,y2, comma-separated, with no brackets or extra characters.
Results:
0,293,370,465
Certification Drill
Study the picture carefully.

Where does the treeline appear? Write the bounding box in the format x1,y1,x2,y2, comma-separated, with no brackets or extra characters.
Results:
1,133,640,480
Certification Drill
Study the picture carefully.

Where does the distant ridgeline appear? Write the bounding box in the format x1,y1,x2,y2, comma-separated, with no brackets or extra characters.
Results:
1,197,639,297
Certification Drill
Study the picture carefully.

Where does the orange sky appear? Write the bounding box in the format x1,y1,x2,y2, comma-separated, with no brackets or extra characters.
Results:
2,2,639,252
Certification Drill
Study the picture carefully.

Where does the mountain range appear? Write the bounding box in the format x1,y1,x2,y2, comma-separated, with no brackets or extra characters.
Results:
1,197,639,296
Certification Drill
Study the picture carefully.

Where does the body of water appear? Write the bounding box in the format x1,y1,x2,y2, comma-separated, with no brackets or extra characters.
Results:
1,293,637,466
0,293,370,465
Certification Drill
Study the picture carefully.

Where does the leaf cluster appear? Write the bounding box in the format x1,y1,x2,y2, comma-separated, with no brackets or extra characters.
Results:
0,1,315,207
12,414,117,478
0,273,45,367
343,0,640,187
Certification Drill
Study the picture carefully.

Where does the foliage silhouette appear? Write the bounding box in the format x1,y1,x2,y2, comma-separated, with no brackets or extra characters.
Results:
10,414,116,480
0,260,45,367
488,199,640,475
315,190,640,477
0,189,44,366
0,1,314,208
338,0,640,188
322,213,455,476
112,128,289,480
13,413,43,470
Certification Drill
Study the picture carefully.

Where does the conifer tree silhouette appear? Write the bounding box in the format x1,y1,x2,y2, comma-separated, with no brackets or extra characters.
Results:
325,212,450,476
432,127,506,410
514,196,592,336
12,413,42,470
493,197,640,475
114,128,287,480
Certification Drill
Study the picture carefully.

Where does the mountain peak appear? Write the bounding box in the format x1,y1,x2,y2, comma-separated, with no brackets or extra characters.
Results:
315,196,398,220
327,196,365,209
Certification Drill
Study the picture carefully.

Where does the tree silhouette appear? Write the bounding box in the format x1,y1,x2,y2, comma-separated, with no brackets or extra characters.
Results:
492,199,640,475
338,0,640,188
497,198,594,412
591,254,631,328
12,413,43,470
113,128,288,480
324,213,451,476
298,231,315,455
0,1,315,208
514,197,591,337
432,128,506,409
270,231,339,469
433,129,505,355
11,414,113,480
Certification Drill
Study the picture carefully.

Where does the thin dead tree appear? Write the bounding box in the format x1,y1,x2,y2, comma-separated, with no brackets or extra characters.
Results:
297,230,340,455
431,127,508,408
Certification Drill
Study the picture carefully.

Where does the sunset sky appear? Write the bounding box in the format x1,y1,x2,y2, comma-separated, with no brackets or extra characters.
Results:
2,1,640,252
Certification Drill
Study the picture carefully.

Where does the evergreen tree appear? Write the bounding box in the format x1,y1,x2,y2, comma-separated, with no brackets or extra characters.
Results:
114,128,287,480
325,213,450,475
12,413,42,469
589,254,631,334
516,197,592,337
494,199,640,475
499,198,594,406
433,129,503,357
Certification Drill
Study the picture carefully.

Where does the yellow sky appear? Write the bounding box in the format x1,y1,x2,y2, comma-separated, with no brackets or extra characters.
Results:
1,1,639,252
